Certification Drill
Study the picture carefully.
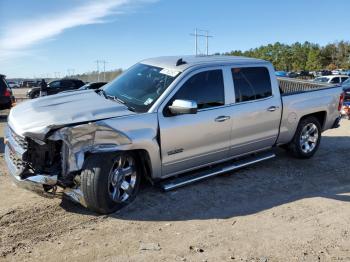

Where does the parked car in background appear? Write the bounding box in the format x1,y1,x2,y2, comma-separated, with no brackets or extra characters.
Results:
332,69,341,75
342,78,350,101
21,80,36,88
315,70,332,77
275,71,287,77
298,70,311,77
27,79,85,99
339,69,350,76
5,56,343,214
0,74,15,110
78,82,107,90
7,81,19,88
313,75,349,84
287,71,298,78
340,102,350,119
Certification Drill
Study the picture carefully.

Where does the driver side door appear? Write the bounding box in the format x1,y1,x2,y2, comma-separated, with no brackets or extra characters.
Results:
158,68,232,177
47,80,62,95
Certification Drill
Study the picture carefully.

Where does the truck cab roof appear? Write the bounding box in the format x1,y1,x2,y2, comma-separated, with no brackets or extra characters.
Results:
141,56,269,72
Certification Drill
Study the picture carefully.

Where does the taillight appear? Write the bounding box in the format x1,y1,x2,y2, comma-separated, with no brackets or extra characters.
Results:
338,93,345,111
4,88,11,97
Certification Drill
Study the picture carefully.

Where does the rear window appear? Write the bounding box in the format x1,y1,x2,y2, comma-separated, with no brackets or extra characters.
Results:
231,67,272,103
0,77,8,92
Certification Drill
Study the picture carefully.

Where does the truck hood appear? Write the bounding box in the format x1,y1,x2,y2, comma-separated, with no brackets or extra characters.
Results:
8,90,135,139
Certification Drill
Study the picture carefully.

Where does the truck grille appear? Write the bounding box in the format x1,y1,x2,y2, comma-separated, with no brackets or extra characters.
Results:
8,127,28,150
8,148,26,170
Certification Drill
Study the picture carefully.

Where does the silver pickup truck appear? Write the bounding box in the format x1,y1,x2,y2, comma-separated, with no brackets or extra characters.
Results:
5,56,344,214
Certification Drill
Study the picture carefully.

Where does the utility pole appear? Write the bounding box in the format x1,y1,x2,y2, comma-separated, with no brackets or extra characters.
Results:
95,60,108,81
95,60,100,81
190,28,213,56
67,69,75,77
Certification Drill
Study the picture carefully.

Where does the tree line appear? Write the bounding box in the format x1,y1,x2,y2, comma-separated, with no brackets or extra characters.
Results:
70,69,123,83
220,41,350,72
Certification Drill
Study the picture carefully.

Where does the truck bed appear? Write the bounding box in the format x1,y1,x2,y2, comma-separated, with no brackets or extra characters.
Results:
278,77,336,96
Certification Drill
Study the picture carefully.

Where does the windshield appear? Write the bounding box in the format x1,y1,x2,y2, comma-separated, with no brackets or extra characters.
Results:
103,63,180,112
314,77,329,83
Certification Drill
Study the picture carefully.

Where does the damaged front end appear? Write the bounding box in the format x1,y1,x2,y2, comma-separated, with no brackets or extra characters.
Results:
4,121,131,206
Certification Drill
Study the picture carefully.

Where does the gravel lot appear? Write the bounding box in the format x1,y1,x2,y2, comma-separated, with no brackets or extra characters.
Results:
1,94,350,261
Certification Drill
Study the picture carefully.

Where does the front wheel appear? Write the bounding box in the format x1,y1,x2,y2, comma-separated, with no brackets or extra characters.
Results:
288,116,322,159
80,152,141,214
31,92,40,99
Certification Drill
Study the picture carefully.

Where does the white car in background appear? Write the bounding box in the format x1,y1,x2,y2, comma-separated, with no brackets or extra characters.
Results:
7,81,19,88
313,75,349,84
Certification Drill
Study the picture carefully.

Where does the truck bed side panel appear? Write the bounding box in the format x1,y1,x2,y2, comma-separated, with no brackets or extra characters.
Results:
277,87,342,145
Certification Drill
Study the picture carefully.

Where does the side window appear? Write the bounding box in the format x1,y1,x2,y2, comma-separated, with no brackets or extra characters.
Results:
49,81,60,88
330,77,340,84
341,77,348,83
173,70,225,110
61,81,73,88
232,67,272,103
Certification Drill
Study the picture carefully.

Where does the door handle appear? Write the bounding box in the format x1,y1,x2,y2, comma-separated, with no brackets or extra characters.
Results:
267,106,279,112
215,116,231,122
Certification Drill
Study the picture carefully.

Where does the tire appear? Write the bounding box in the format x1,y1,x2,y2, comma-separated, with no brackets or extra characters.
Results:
80,152,141,214
288,116,322,159
31,92,39,99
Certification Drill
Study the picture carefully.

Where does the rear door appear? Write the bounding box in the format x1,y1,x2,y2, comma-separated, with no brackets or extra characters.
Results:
60,80,75,91
158,68,232,176
227,66,282,156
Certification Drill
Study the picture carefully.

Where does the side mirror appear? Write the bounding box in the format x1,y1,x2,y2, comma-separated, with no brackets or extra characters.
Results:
168,99,198,115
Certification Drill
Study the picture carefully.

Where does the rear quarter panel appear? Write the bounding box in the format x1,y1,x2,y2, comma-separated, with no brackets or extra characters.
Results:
278,86,342,145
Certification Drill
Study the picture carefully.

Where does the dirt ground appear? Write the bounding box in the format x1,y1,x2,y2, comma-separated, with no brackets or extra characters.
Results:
1,95,350,261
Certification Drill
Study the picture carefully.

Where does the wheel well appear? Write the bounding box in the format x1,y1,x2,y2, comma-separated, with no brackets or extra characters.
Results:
131,149,154,185
300,111,326,129
84,149,154,184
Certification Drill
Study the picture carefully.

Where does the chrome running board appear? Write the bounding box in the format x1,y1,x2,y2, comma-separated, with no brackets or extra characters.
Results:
160,151,276,191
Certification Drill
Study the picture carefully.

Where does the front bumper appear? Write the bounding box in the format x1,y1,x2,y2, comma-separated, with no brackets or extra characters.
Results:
5,145,57,193
4,129,86,206
4,125,58,194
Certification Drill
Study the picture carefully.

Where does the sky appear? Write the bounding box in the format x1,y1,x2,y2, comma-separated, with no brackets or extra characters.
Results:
0,0,350,78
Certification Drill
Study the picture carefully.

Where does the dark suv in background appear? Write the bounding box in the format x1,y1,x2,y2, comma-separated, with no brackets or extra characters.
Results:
0,74,15,110
27,79,85,99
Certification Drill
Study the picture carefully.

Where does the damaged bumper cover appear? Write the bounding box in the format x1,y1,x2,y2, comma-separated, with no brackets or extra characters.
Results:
5,145,57,193
4,121,132,206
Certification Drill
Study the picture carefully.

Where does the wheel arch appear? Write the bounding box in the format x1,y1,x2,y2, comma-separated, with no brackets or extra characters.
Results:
298,111,327,130
84,148,155,184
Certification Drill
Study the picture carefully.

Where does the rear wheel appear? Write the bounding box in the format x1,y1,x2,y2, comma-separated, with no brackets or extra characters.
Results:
288,116,321,159
80,152,141,214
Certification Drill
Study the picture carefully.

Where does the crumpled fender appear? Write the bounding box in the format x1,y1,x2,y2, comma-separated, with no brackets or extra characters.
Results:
47,113,162,179
49,122,132,172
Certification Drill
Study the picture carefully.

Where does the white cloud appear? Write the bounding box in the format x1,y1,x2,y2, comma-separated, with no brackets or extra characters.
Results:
0,0,153,59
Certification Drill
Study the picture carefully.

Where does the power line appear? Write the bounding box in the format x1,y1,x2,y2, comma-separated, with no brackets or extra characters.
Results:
67,69,75,77
190,28,213,56
95,60,108,81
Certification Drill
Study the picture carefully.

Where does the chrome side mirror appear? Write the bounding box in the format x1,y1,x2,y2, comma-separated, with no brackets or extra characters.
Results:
168,99,198,115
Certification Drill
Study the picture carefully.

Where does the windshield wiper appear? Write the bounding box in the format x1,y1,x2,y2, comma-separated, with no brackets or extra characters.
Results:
104,94,136,112
97,89,107,98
